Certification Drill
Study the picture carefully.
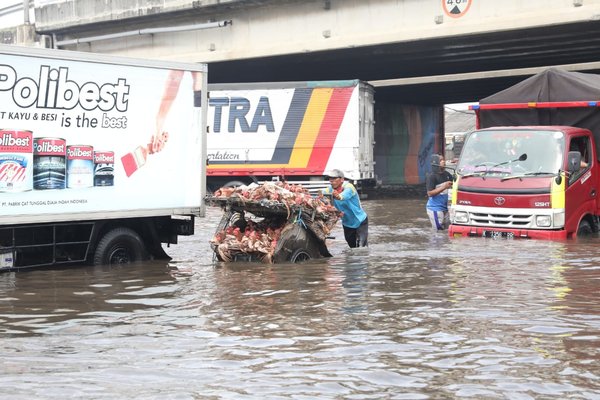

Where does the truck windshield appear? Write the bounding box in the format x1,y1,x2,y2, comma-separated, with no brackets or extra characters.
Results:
457,130,565,177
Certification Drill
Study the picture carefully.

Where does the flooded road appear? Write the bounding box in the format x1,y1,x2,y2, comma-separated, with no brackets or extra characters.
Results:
2,198,600,399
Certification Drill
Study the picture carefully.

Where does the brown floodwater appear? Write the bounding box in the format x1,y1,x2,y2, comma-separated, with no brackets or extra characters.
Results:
1,198,600,399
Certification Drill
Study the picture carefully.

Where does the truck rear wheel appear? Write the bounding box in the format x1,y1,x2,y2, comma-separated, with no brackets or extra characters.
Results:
93,228,148,266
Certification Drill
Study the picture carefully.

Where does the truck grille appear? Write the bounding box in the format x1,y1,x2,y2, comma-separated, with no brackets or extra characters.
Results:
470,212,533,228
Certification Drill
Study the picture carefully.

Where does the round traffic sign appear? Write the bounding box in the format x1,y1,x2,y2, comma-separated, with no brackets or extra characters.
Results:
442,0,472,18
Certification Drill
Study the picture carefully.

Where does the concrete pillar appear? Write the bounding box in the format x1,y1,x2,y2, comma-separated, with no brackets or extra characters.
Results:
16,23,35,44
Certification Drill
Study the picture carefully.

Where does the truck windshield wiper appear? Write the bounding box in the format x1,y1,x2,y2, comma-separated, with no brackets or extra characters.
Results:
458,171,486,179
488,153,528,170
500,171,558,181
460,153,529,179
459,167,509,179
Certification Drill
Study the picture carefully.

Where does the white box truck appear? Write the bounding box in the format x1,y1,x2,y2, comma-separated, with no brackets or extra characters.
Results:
205,80,375,193
0,44,207,271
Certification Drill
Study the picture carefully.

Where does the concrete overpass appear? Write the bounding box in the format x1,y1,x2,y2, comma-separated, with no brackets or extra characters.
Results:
21,0,600,105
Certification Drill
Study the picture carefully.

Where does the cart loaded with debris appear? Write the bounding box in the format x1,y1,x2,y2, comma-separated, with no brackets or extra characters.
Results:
206,182,341,263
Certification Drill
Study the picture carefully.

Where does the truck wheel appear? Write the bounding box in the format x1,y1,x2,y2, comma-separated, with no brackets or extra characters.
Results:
290,248,312,263
577,219,593,236
93,228,148,266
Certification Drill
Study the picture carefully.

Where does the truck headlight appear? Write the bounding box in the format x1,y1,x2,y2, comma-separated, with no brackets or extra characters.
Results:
536,215,551,227
454,211,469,223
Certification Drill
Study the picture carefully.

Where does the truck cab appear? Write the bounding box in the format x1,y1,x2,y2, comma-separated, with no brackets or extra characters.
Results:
449,126,597,239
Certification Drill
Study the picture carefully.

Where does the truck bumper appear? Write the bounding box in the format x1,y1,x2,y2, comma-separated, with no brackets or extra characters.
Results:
448,224,568,240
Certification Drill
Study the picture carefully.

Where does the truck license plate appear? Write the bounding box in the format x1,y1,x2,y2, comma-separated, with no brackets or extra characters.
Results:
482,230,515,239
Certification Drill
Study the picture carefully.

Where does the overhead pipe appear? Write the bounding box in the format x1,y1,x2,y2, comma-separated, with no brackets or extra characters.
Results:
23,0,30,24
0,3,23,18
55,19,232,47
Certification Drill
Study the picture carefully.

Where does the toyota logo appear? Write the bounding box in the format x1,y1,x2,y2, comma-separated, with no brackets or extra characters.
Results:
494,197,506,206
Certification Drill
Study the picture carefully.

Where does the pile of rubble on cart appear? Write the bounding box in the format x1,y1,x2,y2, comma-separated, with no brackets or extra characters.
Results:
206,181,341,263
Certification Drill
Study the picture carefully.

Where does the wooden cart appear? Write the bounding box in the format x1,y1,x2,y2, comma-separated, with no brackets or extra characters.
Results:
206,195,339,263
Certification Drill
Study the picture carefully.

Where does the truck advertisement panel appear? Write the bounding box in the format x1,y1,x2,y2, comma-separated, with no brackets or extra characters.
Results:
0,50,204,224
206,81,364,179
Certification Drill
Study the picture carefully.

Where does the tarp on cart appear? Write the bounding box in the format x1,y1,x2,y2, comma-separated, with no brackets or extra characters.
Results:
479,68,600,159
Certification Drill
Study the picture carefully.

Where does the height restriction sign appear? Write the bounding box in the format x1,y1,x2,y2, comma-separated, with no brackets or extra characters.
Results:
442,0,472,18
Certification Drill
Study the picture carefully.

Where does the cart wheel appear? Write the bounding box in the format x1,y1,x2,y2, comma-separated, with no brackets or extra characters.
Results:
290,248,312,263
273,224,321,263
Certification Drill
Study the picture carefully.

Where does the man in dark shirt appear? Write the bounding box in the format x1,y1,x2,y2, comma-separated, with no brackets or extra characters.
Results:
426,154,454,230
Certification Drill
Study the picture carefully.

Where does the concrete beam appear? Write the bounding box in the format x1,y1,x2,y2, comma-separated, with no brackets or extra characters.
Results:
369,62,600,87
43,0,600,65
34,0,289,33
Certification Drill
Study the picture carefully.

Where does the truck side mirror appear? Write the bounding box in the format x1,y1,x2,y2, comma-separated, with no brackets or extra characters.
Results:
567,151,582,174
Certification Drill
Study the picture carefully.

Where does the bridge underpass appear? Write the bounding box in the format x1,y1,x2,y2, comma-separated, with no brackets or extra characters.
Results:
207,19,600,105
29,0,600,105
8,0,600,188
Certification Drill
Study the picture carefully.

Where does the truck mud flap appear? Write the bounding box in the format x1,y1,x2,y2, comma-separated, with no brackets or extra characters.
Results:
172,216,195,236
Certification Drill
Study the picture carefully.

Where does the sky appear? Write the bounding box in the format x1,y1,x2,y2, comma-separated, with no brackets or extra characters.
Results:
445,103,476,111
0,1,34,28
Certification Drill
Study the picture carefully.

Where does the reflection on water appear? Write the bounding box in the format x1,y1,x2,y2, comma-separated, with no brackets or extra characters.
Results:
1,199,600,399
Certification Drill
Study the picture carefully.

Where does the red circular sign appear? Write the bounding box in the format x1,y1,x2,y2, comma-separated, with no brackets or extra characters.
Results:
442,0,473,18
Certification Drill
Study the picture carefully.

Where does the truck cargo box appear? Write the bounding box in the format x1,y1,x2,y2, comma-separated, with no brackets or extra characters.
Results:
205,80,375,191
0,44,207,270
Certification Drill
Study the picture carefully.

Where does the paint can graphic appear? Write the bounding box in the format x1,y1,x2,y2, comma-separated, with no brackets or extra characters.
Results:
0,129,33,192
33,137,67,190
66,145,94,188
94,151,114,186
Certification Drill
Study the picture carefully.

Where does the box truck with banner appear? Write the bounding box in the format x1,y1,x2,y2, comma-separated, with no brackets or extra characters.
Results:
205,80,375,194
0,44,207,270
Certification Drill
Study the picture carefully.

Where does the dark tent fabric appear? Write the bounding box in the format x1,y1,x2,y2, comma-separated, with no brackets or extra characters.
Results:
478,68,600,159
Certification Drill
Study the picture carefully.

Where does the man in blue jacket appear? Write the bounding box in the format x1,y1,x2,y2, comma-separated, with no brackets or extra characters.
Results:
323,169,368,248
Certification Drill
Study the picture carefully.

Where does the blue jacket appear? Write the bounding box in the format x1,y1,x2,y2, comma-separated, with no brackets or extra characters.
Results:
323,181,367,228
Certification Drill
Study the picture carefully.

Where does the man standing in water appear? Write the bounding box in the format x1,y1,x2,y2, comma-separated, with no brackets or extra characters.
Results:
426,154,453,231
323,169,368,248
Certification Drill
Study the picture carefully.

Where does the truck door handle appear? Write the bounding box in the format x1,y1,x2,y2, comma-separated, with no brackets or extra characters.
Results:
591,189,596,197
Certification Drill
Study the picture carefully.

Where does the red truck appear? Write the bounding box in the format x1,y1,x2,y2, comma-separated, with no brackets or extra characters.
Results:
449,68,600,239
